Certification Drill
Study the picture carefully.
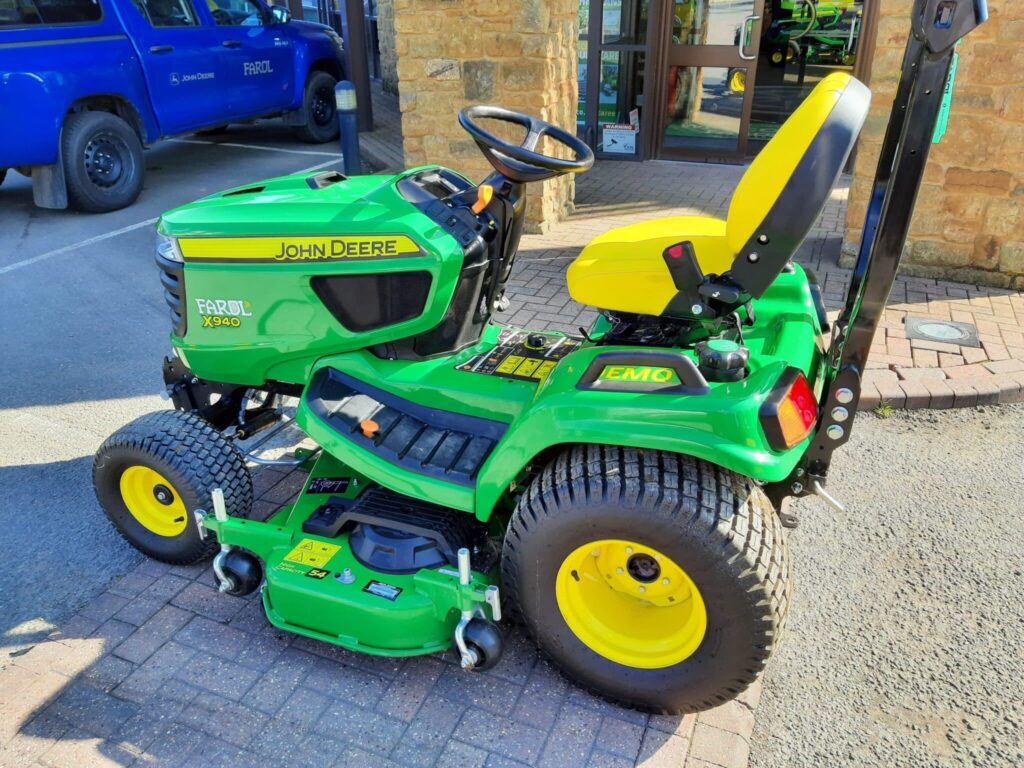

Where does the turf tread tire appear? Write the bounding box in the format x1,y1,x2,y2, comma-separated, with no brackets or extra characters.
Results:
502,445,790,714
93,410,253,564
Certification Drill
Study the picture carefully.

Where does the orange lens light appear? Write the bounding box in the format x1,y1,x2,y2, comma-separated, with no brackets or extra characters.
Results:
760,369,818,450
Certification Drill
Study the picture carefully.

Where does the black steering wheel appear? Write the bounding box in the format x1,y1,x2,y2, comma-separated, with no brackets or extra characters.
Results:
458,106,595,183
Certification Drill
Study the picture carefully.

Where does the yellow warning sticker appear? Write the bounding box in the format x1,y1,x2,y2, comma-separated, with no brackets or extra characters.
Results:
513,358,540,378
533,360,556,382
496,355,525,374
283,538,341,568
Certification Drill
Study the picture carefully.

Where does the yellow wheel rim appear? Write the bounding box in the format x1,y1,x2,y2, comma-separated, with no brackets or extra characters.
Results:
729,69,746,92
772,51,784,64
555,539,707,669
119,465,188,537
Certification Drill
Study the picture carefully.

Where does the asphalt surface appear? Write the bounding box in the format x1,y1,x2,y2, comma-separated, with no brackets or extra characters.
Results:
751,404,1024,767
0,123,343,662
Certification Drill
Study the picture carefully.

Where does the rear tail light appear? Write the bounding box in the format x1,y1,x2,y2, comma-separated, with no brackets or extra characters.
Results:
760,368,818,450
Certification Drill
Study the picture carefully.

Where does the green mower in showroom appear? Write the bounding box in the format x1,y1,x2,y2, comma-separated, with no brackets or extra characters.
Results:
93,1,985,713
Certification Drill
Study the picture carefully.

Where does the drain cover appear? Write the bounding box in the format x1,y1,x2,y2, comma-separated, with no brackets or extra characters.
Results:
904,317,980,348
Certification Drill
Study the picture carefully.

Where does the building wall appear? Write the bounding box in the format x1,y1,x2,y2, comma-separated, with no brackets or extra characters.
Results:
843,0,1023,289
391,0,579,233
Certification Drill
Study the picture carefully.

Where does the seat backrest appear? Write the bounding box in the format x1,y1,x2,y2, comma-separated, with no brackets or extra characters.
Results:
725,72,870,297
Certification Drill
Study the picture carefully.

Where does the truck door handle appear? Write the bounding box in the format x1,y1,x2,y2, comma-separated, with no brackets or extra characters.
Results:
222,40,242,48
149,45,174,53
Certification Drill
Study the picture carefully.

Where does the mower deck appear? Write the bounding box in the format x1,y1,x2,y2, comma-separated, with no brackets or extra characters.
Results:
204,452,497,657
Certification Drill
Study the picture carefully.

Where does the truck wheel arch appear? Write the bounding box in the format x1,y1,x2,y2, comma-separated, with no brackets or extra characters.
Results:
308,58,343,82
66,95,148,146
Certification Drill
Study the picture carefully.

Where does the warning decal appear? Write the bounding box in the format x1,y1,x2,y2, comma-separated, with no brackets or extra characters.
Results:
283,538,341,568
456,329,580,384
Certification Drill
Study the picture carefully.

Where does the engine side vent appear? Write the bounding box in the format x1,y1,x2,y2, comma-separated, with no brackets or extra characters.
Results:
311,272,432,332
307,171,347,190
223,186,265,196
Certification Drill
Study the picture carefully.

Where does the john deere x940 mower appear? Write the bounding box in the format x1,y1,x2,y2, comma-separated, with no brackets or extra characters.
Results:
93,0,986,713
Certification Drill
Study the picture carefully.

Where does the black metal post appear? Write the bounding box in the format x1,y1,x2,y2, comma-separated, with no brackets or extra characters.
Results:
769,0,988,501
339,0,374,132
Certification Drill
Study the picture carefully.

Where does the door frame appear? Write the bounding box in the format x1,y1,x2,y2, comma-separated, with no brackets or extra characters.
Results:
647,0,766,162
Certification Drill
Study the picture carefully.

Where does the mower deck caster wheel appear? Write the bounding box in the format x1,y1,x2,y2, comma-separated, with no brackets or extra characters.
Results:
457,618,503,672
214,549,263,596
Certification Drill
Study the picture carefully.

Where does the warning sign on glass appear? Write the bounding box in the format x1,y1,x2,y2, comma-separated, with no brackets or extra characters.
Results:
602,123,637,155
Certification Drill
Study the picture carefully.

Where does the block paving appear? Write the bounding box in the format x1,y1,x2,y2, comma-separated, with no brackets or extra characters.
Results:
0,459,759,768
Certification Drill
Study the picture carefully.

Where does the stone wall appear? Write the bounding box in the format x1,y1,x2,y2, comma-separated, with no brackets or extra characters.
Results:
842,0,1023,289
377,0,399,96
392,0,579,233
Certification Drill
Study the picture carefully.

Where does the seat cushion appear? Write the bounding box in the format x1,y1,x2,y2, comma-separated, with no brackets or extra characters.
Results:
567,215,732,316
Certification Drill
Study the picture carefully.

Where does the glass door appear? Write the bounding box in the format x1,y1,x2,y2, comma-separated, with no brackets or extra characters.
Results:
578,0,653,160
656,0,765,160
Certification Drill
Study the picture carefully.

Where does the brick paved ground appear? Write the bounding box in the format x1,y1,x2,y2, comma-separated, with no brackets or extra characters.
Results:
0,458,758,768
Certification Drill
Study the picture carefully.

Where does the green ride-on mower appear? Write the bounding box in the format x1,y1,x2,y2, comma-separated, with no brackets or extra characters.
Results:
93,1,986,714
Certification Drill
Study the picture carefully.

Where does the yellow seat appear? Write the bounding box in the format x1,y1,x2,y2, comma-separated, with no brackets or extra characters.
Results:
568,72,871,318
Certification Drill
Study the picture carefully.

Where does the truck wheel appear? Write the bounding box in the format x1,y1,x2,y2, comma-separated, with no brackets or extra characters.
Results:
93,411,253,564
295,71,339,143
502,446,790,714
62,111,144,212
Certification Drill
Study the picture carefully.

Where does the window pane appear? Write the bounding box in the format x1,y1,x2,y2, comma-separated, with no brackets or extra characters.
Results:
672,0,758,46
663,65,741,153
0,0,102,26
602,0,649,45
597,49,645,155
132,0,198,26
208,0,265,25
749,1,864,146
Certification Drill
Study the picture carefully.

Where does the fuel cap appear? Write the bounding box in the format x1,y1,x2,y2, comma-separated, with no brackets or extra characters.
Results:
696,338,749,382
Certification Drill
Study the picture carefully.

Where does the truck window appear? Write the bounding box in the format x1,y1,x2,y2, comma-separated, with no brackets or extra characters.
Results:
130,0,198,27
206,0,266,26
0,0,101,26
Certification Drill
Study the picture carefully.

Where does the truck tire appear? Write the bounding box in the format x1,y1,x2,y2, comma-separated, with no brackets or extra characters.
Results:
62,111,144,212
295,71,339,143
502,446,791,714
93,411,253,564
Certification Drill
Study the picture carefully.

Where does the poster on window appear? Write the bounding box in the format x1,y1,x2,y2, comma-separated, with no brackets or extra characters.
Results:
601,123,637,155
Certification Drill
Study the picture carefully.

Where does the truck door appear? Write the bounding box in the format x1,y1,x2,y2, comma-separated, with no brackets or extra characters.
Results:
202,0,295,118
117,0,226,133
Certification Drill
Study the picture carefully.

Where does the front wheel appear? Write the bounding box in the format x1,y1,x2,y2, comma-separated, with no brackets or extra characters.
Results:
294,71,339,143
62,111,145,212
502,446,790,714
93,411,253,564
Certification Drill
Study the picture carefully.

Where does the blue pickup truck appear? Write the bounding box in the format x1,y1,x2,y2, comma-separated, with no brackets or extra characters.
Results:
0,0,345,212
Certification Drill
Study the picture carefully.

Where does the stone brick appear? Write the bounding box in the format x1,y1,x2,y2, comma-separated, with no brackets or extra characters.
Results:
453,707,547,764
536,703,601,768
170,582,245,623
112,605,192,665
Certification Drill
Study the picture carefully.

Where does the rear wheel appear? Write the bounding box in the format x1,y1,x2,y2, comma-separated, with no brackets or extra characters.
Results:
93,411,253,564
294,71,339,143
62,111,144,212
502,446,790,714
